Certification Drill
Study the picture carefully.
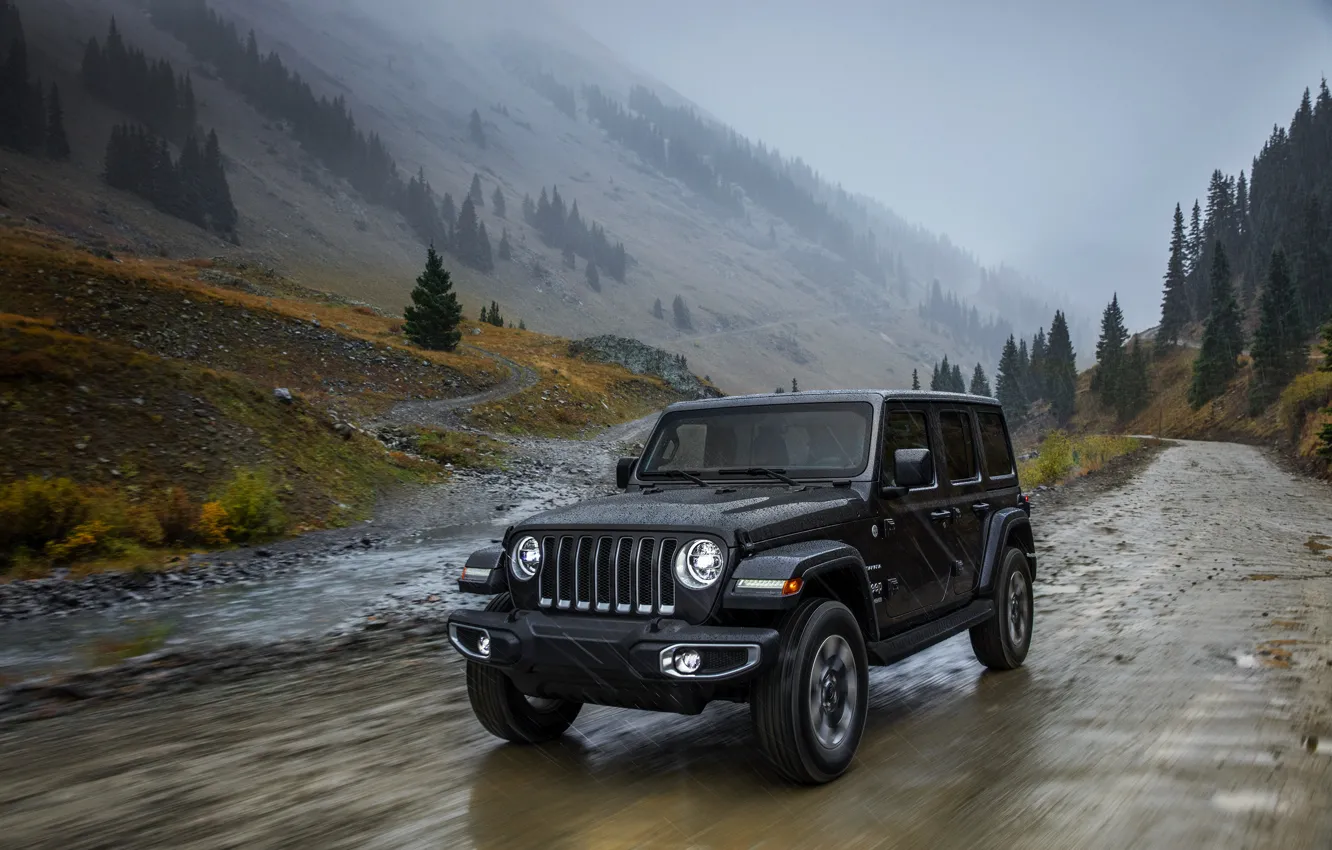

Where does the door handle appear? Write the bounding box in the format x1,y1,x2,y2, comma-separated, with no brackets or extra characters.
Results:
929,509,952,523
971,502,991,516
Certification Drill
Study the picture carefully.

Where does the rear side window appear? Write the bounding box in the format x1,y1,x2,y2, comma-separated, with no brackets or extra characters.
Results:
881,410,931,486
938,411,978,482
977,411,1015,478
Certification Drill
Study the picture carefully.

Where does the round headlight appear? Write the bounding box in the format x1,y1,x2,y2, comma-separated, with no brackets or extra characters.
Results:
676,539,725,589
512,536,542,580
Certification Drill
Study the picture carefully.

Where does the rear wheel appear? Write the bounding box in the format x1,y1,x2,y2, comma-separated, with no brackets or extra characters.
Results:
750,599,868,784
464,593,582,743
969,546,1034,670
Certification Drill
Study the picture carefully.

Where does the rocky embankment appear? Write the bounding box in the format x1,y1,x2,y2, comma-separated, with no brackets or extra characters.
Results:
569,335,722,399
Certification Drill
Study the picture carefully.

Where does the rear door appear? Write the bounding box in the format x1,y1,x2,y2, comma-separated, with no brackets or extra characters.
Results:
870,404,955,624
936,407,985,598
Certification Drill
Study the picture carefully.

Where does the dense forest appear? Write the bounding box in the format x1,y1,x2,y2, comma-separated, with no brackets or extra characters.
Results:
522,184,628,281
0,0,68,159
1158,80,1332,413
103,124,238,236
82,19,196,139
917,281,1014,356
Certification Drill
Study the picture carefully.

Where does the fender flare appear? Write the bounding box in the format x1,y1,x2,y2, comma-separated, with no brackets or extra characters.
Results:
723,540,879,642
978,508,1035,595
458,545,510,595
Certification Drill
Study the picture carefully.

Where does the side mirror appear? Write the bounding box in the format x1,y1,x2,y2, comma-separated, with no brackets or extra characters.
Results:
892,448,933,489
616,457,638,489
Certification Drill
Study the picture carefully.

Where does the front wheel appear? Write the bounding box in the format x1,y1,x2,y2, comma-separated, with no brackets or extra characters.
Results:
464,593,582,743
750,599,869,784
969,545,1034,670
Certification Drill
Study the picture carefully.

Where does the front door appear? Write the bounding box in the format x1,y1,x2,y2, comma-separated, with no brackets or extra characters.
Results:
871,405,955,625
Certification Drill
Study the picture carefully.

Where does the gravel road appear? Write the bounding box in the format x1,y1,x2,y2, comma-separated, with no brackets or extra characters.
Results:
1,440,1330,849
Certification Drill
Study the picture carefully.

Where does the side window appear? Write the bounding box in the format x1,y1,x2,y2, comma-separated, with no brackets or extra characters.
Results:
881,410,932,486
977,411,1015,478
938,411,978,482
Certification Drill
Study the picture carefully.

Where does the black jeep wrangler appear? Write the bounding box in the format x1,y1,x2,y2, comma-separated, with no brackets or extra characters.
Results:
447,390,1036,783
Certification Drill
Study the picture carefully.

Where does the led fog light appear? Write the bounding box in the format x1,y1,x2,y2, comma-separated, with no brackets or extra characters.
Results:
477,634,491,657
673,648,702,674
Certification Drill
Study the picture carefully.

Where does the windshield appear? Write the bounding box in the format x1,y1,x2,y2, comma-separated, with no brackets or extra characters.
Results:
639,402,874,480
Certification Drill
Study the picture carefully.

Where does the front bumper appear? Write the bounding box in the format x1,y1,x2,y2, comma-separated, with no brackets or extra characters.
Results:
446,608,779,713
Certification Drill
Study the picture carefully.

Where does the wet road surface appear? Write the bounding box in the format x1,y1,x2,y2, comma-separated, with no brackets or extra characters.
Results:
2,441,1330,848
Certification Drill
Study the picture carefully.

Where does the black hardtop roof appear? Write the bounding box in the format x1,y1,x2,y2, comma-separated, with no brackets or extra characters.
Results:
664,389,1002,413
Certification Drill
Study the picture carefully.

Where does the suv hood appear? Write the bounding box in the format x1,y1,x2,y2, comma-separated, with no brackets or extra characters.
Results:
511,485,871,545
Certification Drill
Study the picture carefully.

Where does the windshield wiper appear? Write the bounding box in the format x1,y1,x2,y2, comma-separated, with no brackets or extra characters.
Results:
653,469,709,487
718,467,800,487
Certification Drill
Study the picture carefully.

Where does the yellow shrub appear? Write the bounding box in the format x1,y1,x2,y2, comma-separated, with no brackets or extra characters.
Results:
0,476,92,553
194,501,231,546
216,469,285,543
415,428,507,470
44,520,113,563
1033,431,1075,485
1278,371,1332,438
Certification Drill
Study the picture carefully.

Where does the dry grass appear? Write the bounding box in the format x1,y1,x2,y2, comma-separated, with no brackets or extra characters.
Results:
415,428,509,470
1018,432,1146,489
462,322,684,437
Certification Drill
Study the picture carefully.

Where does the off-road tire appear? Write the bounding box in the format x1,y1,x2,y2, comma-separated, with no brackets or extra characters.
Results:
969,545,1034,670
464,593,582,743
750,598,869,784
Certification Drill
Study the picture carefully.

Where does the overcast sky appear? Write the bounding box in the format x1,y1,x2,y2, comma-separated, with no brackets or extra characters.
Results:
552,0,1332,330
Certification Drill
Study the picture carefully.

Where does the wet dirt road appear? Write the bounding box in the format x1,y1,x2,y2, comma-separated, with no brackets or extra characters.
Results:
2,441,1331,849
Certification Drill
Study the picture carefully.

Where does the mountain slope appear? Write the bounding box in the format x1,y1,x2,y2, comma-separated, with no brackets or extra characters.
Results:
5,0,1076,392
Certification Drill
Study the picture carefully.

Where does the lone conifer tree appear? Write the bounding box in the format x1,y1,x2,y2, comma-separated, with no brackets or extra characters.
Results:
911,368,920,390
792,378,799,393
1046,311,1078,422
403,247,462,351
652,298,664,319
1249,248,1303,411
1093,293,1128,402
1189,242,1245,409
969,363,991,396
585,260,600,291
469,108,486,148
995,335,1026,418
672,295,693,330
498,228,512,261
469,173,484,208
45,82,70,160
475,221,494,272
455,197,479,266
491,185,506,219
950,363,965,393
1159,203,1189,348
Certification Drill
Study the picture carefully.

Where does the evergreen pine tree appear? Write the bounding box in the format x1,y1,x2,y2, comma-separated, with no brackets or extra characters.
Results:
175,132,207,227
969,363,991,396
1249,248,1303,411
911,368,920,391
1186,200,1203,315
475,221,494,272
486,301,504,327
44,82,70,160
792,378,799,393
585,260,600,291
1092,293,1128,403
995,336,1027,419
1016,338,1031,398
652,298,664,320
1029,328,1048,400
468,108,486,148
672,295,692,330
1189,242,1245,409
930,361,942,391
518,319,526,331
497,228,512,261
202,129,237,235
441,193,456,232
403,247,463,351
521,193,535,223
1115,338,1150,420
950,363,964,393
455,196,479,267
469,173,484,208
491,185,506,219
1046,310,1078,422
1293,196,1331,331
0,29,32,151
1159,204,1189,347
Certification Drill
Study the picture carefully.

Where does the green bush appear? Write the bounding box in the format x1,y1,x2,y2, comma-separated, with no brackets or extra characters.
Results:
216,469,286,543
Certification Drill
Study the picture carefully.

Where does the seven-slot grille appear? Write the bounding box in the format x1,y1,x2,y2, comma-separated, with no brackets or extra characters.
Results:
534,534,680,615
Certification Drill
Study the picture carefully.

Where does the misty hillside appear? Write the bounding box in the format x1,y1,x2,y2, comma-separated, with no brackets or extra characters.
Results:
0,0,1088,393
